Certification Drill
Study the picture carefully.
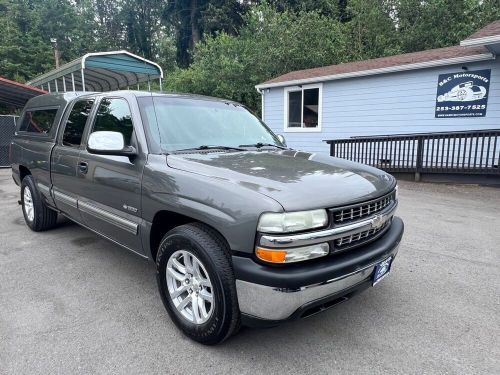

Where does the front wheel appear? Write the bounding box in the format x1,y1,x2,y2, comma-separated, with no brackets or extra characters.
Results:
156,223,240,345
21,175,58,231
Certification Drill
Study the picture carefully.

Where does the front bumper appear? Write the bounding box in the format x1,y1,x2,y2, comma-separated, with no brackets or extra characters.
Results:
233,216,404,324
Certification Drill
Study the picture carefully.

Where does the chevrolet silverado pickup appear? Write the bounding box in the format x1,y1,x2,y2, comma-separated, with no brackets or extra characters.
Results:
11,91,404,345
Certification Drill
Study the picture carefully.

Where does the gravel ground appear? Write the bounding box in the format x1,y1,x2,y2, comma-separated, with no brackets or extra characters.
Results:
0,168,499,375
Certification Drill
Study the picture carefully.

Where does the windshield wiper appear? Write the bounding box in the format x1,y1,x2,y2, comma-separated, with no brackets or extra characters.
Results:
239,142,287,150
174,145,246,153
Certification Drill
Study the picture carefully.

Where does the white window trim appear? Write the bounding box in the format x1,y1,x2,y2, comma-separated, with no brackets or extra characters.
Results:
283,83,322,133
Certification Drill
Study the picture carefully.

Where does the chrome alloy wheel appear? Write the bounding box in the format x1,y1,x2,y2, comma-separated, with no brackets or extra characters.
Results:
166,250,214,325
23,187,34,222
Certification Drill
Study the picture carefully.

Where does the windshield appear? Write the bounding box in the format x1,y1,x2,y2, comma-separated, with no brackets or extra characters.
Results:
138,96,283,152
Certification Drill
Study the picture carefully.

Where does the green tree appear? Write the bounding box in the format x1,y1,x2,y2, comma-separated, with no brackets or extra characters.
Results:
75,0,126,51
396,0,500,53
0,0,53,81
166,4,348,111
162,0,249,67
343,0,400,60
122,0,164,59
31,0,97,63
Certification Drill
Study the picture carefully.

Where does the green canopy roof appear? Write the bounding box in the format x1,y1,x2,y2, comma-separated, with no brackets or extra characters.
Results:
28,51,163,92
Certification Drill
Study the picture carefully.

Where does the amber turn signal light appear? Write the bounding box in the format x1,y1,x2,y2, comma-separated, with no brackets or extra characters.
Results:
255,247,287,263
255,243,330,264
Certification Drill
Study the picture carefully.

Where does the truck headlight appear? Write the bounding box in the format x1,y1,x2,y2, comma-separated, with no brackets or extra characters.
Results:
257,209,328,233
256,243,330,263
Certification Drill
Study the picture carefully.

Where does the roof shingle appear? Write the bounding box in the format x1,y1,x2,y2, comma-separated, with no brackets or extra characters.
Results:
259,45,490,87
464,20,500,41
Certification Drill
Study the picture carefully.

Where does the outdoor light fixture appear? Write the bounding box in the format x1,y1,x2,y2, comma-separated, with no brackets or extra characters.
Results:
50,38,60,68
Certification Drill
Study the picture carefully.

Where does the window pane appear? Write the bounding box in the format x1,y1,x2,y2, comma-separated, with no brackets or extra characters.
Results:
303,88,319,128
63,100,94,147
93,98,133,145
288,91,302,128
20,109,58,134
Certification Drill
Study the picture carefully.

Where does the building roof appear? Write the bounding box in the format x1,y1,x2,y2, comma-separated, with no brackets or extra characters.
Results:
460,20,500,55
462,20,500,43
28,50,163,92
0,76,47,108
256,45,493,89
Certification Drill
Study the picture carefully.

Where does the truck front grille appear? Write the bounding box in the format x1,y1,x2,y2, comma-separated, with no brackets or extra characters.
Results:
332,190,396,225
329,189,397,252
334,220,391,250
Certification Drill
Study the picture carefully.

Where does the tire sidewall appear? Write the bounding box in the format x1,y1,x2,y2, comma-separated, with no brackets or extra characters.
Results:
157,232,229,343
21,176,37,230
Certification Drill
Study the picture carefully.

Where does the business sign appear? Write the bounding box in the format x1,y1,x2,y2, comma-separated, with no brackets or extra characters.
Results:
435,69,490,118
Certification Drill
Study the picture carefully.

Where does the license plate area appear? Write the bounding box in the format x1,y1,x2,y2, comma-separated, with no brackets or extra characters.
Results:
372,257,392,286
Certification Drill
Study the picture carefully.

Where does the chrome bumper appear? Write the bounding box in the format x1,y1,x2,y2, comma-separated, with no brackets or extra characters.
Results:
236,245,399,321
237,260,376,321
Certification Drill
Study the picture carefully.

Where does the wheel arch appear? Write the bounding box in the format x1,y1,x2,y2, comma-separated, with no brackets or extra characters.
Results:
148,210,231,262
19,165,31,181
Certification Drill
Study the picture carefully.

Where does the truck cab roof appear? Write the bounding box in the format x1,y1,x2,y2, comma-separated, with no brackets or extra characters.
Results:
25,90,240,109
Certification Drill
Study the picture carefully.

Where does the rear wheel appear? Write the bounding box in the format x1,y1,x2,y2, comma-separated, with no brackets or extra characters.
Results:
21,175,58,231
156,223,240,345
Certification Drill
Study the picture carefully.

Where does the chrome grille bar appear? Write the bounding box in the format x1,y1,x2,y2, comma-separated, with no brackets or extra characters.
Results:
332,190,396,225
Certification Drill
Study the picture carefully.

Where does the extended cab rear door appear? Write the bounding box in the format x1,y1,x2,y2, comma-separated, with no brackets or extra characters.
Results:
76,96,147,255
51,98,96,220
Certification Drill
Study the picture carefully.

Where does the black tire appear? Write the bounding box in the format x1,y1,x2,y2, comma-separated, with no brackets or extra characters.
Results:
21,175,58,232
156,223,240,345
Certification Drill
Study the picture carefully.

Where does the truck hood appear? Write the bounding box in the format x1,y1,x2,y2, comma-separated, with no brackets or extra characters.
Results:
166,150,395,211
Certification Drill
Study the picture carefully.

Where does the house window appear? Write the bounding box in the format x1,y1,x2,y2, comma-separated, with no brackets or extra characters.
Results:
284,84,322,132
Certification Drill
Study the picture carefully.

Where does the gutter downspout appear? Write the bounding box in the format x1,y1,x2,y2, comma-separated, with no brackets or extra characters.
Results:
256,87,264,121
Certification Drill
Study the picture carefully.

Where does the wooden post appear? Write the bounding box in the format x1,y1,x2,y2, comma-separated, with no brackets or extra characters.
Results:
415,137,424,182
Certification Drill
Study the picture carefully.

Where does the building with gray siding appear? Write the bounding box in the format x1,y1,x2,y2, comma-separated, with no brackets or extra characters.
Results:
257,21,500,155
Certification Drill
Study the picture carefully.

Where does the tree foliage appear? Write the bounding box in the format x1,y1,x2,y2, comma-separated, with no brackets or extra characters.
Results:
396,0,500,52
166,0,500,112
166,4,349,110
1,0,500,113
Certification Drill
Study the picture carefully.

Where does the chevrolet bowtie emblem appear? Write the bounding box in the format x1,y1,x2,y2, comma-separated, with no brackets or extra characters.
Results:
370,214,386,230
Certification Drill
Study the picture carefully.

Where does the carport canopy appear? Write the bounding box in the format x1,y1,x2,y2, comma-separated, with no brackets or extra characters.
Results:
27,50,164,93
0,76,47,108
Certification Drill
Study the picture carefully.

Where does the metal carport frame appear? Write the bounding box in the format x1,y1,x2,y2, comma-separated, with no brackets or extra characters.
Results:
28,50,164,93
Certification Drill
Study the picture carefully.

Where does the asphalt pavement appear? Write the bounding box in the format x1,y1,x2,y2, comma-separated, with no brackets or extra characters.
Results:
0,168,499,374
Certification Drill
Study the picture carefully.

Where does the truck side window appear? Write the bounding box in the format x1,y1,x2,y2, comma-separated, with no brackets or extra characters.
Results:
19,108,58,134
62,100,95,147
92,98,133,146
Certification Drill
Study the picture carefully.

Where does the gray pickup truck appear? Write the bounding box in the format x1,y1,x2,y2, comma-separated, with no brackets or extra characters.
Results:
11,91,404,344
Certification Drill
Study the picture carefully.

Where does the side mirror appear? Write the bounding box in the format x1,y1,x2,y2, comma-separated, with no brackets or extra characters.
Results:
87,131,136,156
277,134,287,147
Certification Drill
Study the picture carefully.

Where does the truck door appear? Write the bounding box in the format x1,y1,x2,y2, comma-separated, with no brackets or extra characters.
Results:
77,97,146,255
51,98,95,220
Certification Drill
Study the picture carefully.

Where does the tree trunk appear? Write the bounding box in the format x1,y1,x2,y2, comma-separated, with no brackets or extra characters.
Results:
190,0,200,49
